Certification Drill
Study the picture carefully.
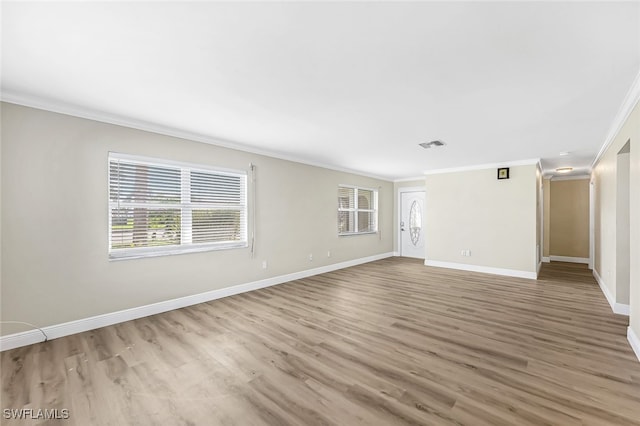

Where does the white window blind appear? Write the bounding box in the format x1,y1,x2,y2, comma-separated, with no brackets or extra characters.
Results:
109,153,247,259
338,185,378,235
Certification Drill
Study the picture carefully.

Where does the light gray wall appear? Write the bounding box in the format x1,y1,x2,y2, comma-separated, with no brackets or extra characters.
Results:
0,103,393,335
632,114,640,338
593,100,639,337
0,103,2,303
424,165,538,274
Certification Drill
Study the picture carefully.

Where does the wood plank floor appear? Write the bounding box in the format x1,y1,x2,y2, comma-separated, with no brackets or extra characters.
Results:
2,258,640,425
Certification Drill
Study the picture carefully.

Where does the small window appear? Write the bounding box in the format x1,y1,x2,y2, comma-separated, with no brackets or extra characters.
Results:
338,185,378,235
109,153,247,259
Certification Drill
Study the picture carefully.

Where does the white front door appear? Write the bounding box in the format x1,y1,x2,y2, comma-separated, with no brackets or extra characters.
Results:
400,191,425,258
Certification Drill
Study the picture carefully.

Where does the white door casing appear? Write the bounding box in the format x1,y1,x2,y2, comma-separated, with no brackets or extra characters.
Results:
400,191,425,258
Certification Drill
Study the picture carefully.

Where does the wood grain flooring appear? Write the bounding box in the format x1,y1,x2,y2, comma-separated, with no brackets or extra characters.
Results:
2,258,640,425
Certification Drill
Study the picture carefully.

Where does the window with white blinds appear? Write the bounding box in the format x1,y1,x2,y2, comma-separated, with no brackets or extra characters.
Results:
338,185,378,235
109,153,247,259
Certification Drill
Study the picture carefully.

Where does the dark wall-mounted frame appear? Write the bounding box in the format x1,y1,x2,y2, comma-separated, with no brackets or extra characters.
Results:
497,167,510,180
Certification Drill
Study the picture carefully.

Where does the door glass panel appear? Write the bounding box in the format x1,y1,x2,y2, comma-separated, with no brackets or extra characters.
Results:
409,200,422,246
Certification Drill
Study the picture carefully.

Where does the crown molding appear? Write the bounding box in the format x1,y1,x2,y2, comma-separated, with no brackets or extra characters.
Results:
0,90,393,182
423,158,540,176
393,176,426,183
592,69,640,169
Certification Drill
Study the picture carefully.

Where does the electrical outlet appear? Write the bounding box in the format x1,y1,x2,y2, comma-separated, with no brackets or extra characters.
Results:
327,251,331,258
461,250,466,256
467,250,471,257
309,253,313,262
262,260,268,269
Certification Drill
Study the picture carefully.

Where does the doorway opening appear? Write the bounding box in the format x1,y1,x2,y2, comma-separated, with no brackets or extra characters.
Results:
616,140,631,308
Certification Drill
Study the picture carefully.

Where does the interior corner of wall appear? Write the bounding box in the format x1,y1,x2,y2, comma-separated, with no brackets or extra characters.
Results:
627,326,640,362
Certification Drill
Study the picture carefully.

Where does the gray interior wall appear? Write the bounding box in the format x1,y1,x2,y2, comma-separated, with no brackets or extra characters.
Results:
0,103,393,335
424,165,537,274
593,101,639,338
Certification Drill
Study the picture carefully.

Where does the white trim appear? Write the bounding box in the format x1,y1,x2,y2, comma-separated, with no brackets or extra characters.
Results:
550,175,590,181
397,186,426,258
588,178,594,270
338,183,378,192
537,261,542,275
397,186,425,193
0,252,394,351
593,268,615,309
628,327,640,363
337,186,379,236
393,176,425,183
593,69,640,169
593,268,630,316
549,255,589,264
542,256,550,263
616,303,631,316
110,151,247,176
423,158,540,176
109,242,249,261
108,152,249,260
0,92,392,182
424,259,537,280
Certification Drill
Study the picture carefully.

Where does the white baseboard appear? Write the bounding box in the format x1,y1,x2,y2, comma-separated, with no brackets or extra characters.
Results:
593,269,630,316
549,255,589,264
393,251,400,257
537,261,543,275
593,268,614,306
615,303,631,316
542,256,550,263
0,252,394,352
424,260,537,280
628,327,640,363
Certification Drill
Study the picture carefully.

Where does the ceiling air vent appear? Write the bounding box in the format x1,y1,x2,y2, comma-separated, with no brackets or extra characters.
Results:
419,140,445,149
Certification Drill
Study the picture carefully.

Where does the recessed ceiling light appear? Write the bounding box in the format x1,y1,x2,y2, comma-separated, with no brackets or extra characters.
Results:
419,140,446,149
556,167,573,174
559,151,570,156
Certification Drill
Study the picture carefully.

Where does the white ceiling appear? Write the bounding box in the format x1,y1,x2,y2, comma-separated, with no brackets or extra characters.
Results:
2,1,639,181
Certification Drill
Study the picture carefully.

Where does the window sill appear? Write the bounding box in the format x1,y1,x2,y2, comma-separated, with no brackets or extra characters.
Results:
109,242,248,261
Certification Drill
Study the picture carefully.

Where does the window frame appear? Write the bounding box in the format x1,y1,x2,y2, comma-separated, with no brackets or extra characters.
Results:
108,152,248,260
337,184,379,236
